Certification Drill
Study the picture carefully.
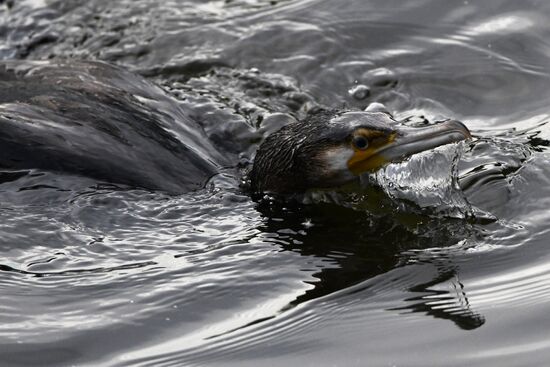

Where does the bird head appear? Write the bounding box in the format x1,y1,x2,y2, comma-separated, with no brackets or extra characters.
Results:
249,109,471,194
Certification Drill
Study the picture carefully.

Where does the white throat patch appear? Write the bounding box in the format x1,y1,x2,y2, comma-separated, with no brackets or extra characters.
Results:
322,146,355,180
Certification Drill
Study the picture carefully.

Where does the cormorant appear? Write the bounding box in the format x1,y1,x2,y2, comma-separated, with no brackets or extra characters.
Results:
0,60,470,194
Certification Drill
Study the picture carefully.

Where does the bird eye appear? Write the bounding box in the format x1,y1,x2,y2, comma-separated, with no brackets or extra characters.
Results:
352,135,369,150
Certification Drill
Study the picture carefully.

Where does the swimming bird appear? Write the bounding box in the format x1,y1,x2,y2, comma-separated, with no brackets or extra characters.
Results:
0,60,470,194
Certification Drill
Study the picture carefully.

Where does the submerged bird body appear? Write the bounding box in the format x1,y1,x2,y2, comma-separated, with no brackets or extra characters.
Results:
0,60,224,193
0,60,471,194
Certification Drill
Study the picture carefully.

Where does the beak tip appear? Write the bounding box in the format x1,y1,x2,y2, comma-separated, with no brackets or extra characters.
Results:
446,119,472,140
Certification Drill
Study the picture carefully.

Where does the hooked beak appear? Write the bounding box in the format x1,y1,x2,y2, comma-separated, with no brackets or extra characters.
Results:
348,120,471,174
380,120,471,162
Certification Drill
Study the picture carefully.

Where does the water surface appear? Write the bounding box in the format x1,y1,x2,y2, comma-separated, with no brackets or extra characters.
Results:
1,0,550,366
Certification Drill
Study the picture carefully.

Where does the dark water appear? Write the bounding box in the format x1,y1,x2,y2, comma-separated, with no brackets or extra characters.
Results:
2,0,550,366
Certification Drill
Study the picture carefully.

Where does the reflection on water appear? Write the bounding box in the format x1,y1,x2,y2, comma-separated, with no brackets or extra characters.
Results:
2,0,550,366
390,261,486,331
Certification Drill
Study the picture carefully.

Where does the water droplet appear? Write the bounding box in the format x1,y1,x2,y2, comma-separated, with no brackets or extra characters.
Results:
302,219,314,228
364,102,390,114
348,84,370,100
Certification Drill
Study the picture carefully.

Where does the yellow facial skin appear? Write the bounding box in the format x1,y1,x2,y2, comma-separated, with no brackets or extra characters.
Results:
347,129,396,175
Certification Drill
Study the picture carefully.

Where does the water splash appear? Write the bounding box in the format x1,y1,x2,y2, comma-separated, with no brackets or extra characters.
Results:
371,142,480,218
